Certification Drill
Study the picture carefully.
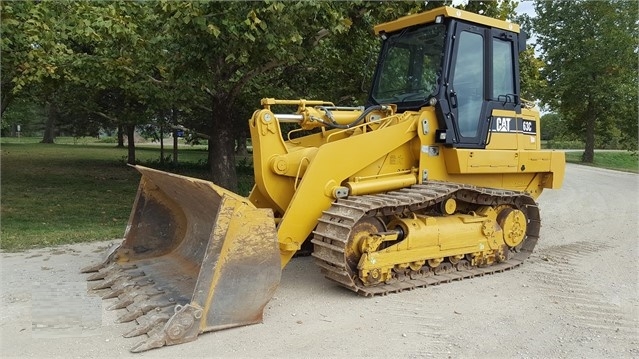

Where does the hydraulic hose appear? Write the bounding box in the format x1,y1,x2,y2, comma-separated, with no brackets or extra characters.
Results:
313,105,387,129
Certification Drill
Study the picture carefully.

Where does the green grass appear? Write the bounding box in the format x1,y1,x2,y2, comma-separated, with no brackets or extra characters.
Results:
0,137,250,251
2,137,635,252
565,151,638,173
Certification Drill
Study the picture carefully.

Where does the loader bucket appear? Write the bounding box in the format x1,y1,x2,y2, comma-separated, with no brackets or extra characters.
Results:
82,165,281,352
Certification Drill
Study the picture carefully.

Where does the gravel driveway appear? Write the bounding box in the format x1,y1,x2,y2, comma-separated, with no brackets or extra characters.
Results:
1,163,637,358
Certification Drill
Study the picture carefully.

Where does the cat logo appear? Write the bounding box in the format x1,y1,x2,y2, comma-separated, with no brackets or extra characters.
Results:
490,116,537,135
495,117,513,132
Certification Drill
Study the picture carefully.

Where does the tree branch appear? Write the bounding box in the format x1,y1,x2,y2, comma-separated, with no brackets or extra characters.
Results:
313,28,331,47
202,86,215,98
195,103,213,112
122,66,164,84
91,110,118,123
227,60,284,105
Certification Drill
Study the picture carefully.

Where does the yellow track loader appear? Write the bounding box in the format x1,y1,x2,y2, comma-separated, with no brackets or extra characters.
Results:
83,7,564,352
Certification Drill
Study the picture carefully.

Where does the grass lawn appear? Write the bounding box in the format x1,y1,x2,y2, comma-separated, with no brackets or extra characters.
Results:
1,137,636,252
565,151,638,173
0,137,217,251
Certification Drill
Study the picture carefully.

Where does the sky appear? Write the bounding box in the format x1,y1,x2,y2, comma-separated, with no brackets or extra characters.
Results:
514,1,536,18
449,0,537,18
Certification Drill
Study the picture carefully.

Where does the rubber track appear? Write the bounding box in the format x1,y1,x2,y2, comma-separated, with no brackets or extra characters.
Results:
311,182,540,296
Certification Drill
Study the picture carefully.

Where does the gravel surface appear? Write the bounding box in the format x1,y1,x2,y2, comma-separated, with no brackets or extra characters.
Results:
1,163,637,358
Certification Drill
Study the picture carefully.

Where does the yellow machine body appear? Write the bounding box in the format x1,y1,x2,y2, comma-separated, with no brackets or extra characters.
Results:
84,6,565,352
249,103,563,267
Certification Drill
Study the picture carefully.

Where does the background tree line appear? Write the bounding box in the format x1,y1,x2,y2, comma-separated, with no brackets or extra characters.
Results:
2,0,637,190
530,0,638,161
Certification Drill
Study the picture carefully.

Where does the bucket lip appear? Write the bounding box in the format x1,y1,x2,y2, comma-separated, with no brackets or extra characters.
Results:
130,165,253,206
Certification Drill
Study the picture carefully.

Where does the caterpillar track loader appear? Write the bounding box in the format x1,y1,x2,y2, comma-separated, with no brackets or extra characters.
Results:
83,6,564,352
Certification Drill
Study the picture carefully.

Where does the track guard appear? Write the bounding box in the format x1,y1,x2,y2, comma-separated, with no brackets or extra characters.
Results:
82,166,281,352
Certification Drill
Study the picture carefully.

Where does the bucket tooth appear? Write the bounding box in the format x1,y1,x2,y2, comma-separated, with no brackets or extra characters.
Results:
135,297,177,314
123,325,152,339
103,278,155,299
129,304,202,353
90,278,120,291
130,333,166,353
81,262,107,274
82,242,123,273
108,287,165,310
87,263,139,280
107,270,144,281
103,286,132,299
123,310,171,338
97,277,134,294
86,264,118,281
90,270,145,290
86,271,108,281
118,296,176,323
108,297,138,311
117,309,144,323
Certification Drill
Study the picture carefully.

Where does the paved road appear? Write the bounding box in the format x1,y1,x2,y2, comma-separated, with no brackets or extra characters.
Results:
1,163,637,358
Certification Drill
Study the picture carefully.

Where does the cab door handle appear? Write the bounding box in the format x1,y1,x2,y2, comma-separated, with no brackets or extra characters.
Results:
449,91,458,108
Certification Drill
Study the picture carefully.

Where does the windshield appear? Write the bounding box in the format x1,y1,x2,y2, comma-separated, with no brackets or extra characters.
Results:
371,24,446,106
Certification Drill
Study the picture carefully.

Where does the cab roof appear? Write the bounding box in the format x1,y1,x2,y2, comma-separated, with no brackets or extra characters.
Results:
374,6,520,35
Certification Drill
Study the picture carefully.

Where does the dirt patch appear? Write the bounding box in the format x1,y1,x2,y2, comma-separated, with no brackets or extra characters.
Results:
1,164,637,358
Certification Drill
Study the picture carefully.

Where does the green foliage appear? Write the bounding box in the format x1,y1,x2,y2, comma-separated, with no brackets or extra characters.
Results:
541,112,627,150
518,46,546,101
461,0,517,20
0,96,46,136
540,113,568,141
533,0,639,158
3,0,525,187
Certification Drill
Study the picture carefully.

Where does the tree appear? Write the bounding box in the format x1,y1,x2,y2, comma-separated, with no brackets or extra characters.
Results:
151,0,522,190
518,46,546,102
540,113,568,141
1,1,76,142
0,96,46,136
533,0,639,160
5,0,529,189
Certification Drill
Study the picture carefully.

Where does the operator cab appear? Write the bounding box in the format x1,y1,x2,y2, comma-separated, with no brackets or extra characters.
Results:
367,7,527,149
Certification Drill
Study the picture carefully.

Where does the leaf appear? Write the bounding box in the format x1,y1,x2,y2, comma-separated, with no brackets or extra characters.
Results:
207,24,221,38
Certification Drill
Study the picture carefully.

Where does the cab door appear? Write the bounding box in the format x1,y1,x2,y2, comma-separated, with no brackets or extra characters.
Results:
485,29,521,150
447,22,487,148
445,23,521,149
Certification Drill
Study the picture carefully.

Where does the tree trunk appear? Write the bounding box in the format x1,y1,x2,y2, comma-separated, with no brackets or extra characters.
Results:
1,86,11,116
207,107,238,191
172,108,178,166
126,124,136,165
117,124,125,148
235,128,248,156
582,103,596,163
159,124,165,165
41,101,57,143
